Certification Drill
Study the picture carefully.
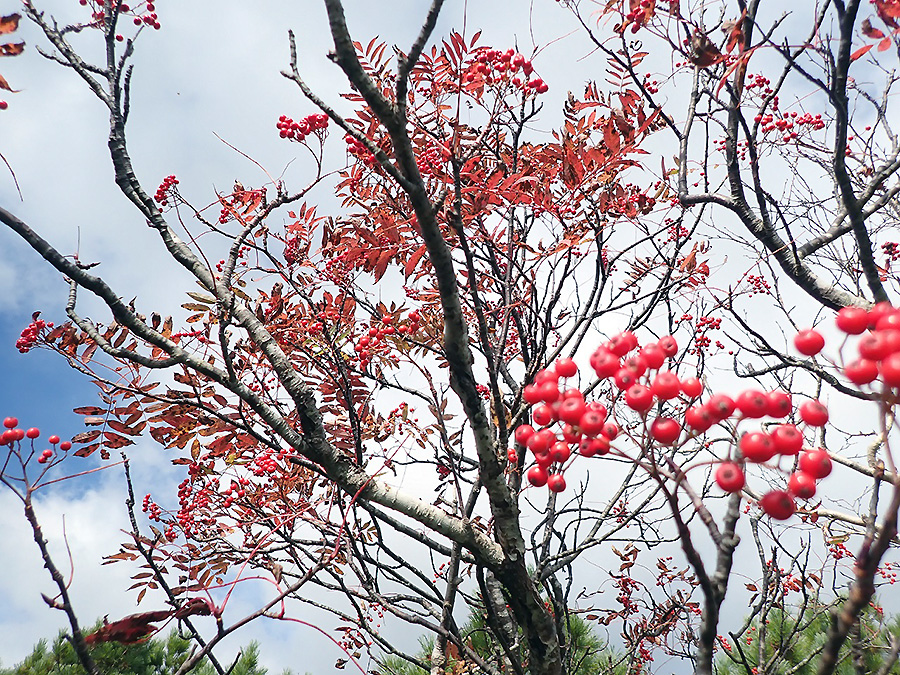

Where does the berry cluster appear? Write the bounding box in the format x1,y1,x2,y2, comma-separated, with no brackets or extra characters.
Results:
1,417,71,461
252,449,290,477
803,303,900,389
78,0,161,32
755,111,826,143
276,113,328,142
416,143,450,177
624,0,656,33
344,135,378,167
463,48,548,94
16,316,52,353
154,174,178,208
141,493,163,521
513,331,835,520
351,311,421,370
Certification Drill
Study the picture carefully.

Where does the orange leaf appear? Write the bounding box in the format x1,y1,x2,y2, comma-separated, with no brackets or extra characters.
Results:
0,42,24,56
0,72,18,92
0,14,19,35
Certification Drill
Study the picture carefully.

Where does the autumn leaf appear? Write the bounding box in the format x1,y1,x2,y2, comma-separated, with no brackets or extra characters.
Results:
84,611,172,645
689,31,723,68
0,72,18,92
0,42,24,57
862,18,887,39
0,14,19,35
851,44,875,61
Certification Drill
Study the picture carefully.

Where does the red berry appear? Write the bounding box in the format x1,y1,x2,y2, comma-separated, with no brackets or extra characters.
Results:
527,429,555,454
527,465,549,487
876,311,900,332
561,424,582,444
715,462,745,493
602,422,619,440
607,331,638,356
13,428,24,441
591,348,620,378
532,404,554,427
657,335,678,357
681,377,703,399
765,391,792,418
0,101,8,110
0,430,13,445
649,417,681,445
859,333,891,361
547,473,567,493
507,448,518,463
534,368,558,384
579,435,610,457
555,357,578,378
613,368,638,390
799,448,832,478
624,383,654,412
740,431,775,462
736,390,769,419
650,371,681,400
534,449,553,468
684,406,714,432
48,435,60,445
793,329,825,356
558,396,587,425
771,424,803,455
549,441,572,464
788,471,817,499
759,490,796,520
867,302,895,329
523,384,543,404
621,354,648,379
579,410,607,436
3,417,18,429
705,394,735,421
25,427,40,439
880,352,900,386
538,380,560,402
799,400,829,427
639,344,666,369
844,358,878,385
514,424,536,445
835,306,868,334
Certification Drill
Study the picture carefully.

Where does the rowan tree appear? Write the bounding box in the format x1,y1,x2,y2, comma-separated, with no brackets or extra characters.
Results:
2,1,900,675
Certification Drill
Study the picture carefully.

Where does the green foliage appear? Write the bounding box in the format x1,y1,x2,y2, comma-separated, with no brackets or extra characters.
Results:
0,622,267,675
375,610,637,675
716,603,900,675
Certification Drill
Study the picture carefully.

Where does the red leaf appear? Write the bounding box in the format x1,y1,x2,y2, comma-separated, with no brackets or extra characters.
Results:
404,244,428,279
878,36,893,51
174,597,213,619
74,443,100,458
84,611,172,645
851,44,875,61
71,430,101,444
73,406,106,415
103,431,135,448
